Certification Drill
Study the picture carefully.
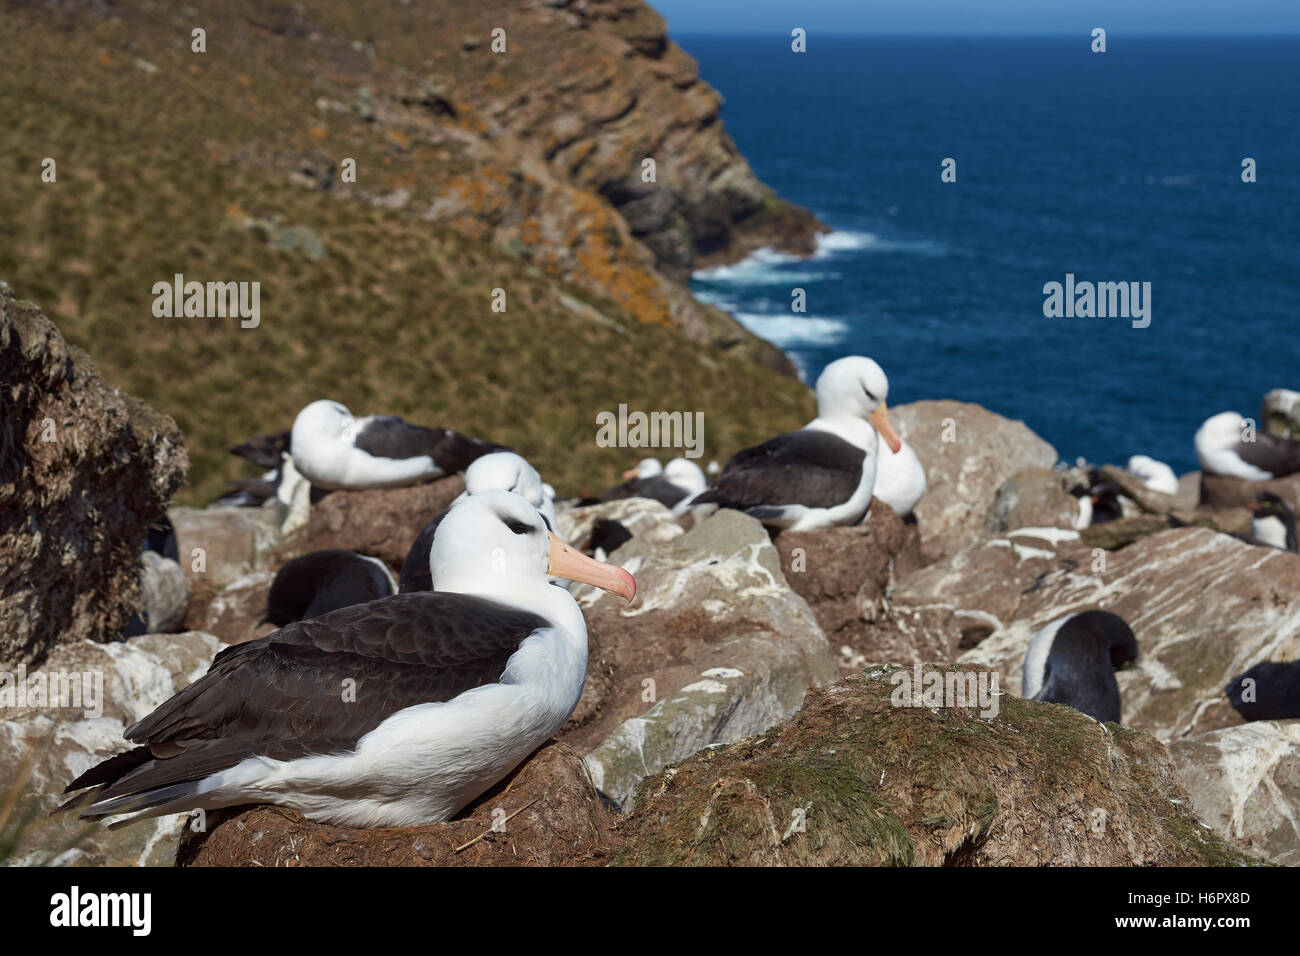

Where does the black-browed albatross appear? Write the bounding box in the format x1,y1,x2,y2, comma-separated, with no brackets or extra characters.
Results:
602,457,708,512
693,355,902,530
290,399,505,490
62,490,635,828
1195,411,1300,480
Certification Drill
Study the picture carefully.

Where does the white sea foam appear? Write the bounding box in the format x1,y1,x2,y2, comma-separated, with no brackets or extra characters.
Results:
730,312,850,348
814,229,946,257
692,230,945,287
692,249,840,285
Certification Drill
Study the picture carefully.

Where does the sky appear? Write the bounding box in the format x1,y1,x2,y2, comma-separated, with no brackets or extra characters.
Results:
647,1,1300,36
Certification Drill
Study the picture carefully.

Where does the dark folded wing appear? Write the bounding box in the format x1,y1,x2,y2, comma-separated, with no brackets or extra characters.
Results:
67,592,548,800
399,511,448,593
354,416,505,472
601,476,686,507
695,430,865,510
230,430,290,469
1236,434,1300,478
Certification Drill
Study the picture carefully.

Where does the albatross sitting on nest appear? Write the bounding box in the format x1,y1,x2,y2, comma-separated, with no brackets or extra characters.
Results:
290,399,504,490
61,491,635,828
692,355,902,530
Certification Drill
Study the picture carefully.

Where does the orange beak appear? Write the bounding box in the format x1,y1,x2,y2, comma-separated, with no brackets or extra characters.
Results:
621,466,640,479
870,402,902,454
547,532,636,602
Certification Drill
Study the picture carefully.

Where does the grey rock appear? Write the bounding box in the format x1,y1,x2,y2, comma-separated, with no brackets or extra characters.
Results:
888,400,1058,562
959,527,1300,742
1170,720,1300,866
986,467,1079,534
1,632,222,866
569,509,836,810
169,505,280,590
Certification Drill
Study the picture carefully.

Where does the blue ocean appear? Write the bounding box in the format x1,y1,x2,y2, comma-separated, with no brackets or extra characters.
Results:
681,36,1300,473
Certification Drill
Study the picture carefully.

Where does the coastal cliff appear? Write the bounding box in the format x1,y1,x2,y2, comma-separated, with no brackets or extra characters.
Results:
0,0,823,503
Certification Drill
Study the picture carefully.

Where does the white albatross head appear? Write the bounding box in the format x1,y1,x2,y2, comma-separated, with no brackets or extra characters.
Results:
430,490,635,605
663,458,707,494
465,452,542,501
814,356,902,453
291,399,355,449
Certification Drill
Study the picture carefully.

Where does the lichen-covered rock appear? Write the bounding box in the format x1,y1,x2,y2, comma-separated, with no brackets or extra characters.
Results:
772,502,924,672
888,400,1058,562
959,527,1300,742
568,509,837,810
613,667,1257,866
0,631,222,866
177,743,620,867
1169,720,1300,866
0,286,188,667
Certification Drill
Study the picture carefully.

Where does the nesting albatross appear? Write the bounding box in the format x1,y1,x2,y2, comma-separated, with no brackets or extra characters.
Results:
1195,411,1300,481
61,490,635,828
290,399,504,490
693,356,902,530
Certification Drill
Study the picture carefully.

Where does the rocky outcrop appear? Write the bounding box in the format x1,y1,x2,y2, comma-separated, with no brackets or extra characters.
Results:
881,526,1092,663
134,551,191,634
0,287,188,667
613,667,1254,866
194,571,276,646
772,502,925,671
1200,471,1300,512
888,400,1058,562
434,0,824,276
169,506,280,591
567,509,838,810
0,631,222,866
985,468,1079,533
556,496,685,551
271,478,464,572
1170,720,1300,866
178,743,620,867
958,527,1300,742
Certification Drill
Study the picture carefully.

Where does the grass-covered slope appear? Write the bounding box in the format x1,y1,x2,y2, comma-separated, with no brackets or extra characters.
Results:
0,1,817,503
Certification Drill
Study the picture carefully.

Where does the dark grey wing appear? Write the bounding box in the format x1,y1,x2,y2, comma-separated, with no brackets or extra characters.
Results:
354,416,505,472
1236,433,1300,478
399,511,448,593
65,592,548,802
600,476,686,507
695,430,865,510
230,430,290,470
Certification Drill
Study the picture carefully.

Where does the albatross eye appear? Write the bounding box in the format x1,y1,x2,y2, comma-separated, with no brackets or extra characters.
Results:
504,519,532,535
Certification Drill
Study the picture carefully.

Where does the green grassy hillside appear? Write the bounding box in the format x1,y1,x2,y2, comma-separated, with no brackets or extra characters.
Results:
0,2,816,503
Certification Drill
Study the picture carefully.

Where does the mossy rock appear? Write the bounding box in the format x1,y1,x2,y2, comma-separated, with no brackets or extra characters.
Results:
614,667,1260,866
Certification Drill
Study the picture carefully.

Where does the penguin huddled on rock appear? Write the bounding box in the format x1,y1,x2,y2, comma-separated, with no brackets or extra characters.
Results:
1022,610,1139,723
1225,661,1300,721
1249,492,1297,552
